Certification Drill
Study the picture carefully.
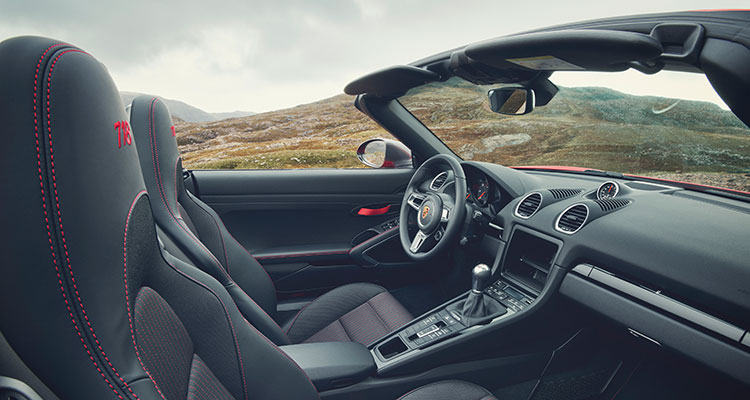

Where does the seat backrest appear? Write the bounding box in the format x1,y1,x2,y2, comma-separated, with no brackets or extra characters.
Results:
0,36,317,400
128,96,290,345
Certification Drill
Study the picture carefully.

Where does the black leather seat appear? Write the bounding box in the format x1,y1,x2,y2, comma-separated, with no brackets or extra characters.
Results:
0,36,495,399
128,96,414,346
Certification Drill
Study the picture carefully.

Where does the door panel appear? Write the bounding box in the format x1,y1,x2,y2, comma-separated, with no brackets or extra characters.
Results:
189,168,435,297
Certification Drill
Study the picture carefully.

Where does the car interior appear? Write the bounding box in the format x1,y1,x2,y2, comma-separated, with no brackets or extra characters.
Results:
1,9,749,400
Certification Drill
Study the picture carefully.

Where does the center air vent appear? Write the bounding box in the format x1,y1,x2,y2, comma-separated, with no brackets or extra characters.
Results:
548,188,583,200
556,204,589,234
595,198,631,212
515,192,542,219
430,171,448,191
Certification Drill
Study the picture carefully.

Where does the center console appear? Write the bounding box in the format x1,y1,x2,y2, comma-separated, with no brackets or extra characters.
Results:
371,226,563,372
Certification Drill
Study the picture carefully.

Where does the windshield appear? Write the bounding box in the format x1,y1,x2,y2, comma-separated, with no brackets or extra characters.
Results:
399,72,750,192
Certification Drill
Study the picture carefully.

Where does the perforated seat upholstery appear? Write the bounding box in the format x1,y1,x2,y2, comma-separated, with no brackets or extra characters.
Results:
0,36,496,400
128,97,413,346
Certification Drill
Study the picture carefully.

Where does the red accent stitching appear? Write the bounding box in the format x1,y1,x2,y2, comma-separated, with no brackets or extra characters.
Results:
162,257,249,400
124,190,167,399
146,99,227,277
37,45,133,399
182,186,230,273
48,48,139,399
148,98,174,216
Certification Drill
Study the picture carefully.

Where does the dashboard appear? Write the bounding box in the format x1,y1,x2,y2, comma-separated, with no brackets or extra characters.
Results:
425,161,750,384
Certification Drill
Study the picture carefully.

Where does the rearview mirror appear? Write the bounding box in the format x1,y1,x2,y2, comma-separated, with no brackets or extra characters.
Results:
488,87,535,115
357,138,412,169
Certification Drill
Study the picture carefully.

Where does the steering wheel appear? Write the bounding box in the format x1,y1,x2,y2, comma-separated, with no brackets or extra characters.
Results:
400,154,467,261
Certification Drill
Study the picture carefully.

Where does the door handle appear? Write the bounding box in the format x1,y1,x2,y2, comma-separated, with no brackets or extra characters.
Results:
357,205,392,216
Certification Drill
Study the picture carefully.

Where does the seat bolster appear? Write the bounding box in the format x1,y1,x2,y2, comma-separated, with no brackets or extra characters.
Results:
286,283,413,345
398,380,497,400
226,283,291,345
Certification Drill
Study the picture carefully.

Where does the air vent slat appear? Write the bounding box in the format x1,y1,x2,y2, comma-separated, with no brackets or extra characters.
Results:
555,204,589,234
595,198,631,212
548,188,583,200
515,192,542,219
430,172,448,191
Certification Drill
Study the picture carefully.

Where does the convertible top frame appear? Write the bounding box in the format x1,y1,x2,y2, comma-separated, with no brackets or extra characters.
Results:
348,10,750,156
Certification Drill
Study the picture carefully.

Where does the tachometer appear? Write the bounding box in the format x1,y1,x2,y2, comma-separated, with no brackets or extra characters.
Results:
472,175,490,206
597,181,620,200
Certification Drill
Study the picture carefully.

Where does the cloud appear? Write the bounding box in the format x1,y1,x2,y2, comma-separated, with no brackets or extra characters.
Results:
0,0,746,112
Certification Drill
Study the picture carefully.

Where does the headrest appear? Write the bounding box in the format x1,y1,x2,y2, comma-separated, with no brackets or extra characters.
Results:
0,36,153,395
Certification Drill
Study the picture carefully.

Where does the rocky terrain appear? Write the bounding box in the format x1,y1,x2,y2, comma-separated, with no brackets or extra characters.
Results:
174,94,391,169
172,79,750,192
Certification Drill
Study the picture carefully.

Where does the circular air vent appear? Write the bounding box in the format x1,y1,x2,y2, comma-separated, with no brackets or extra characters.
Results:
430,171,449,191
514,192,542,219
555,204,589,234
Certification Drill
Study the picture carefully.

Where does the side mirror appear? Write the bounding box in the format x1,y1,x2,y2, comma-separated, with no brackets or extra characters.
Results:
488,87,535,115
357,138,412,169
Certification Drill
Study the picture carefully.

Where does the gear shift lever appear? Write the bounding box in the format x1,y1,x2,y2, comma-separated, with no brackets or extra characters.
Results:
471,264,491,294
447,263,505,326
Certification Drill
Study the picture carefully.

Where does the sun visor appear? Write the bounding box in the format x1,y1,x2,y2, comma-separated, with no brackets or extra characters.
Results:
464,30,663,72
344,65,440,97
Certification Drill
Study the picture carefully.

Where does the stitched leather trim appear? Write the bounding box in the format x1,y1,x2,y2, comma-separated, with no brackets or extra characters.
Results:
124,191,167,399
145,98,227,278
39,46,137,400
161,256,249,400
182,183,230,273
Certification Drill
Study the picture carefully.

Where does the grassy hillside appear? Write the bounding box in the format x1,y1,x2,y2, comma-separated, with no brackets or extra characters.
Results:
175,80,750,191
175,94,390,169
400,79,750,172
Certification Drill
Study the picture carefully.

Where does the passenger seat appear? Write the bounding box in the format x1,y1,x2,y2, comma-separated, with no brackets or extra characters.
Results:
128,97,414,346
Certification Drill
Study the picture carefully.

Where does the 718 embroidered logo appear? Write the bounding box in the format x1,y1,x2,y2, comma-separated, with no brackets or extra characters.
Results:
114,120,132,148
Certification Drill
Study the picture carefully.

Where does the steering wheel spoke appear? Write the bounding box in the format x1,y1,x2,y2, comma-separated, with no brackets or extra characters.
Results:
441,205,451,222
409,231,428,253
434,227,445,242
407,192,426,210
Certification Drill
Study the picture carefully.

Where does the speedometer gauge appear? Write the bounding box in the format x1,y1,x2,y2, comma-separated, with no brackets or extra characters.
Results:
597,181,620,200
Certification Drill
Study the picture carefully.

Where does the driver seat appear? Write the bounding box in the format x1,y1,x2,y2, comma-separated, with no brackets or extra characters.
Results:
128,96,413,346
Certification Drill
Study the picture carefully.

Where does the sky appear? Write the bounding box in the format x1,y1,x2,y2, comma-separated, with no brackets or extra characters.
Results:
0,1,746,113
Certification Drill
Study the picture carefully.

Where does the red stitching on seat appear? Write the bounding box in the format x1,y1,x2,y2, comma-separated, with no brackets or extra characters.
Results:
147,98,174,217
162,257,249,400
124,190,167,400
145,99,228,278
181,176,230,274
38,46,134,399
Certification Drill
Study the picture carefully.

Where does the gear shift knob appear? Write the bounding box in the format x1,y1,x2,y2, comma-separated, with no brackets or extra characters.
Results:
471,264,491,294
